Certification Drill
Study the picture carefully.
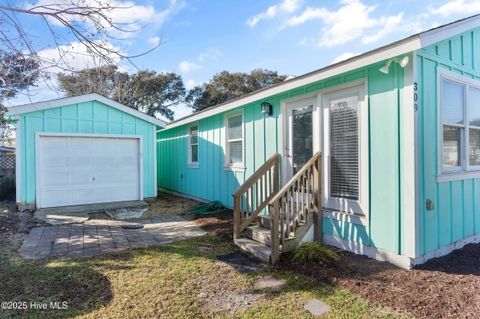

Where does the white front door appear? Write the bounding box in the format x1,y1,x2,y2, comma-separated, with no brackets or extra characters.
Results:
36,135,141,208
284,97,318,182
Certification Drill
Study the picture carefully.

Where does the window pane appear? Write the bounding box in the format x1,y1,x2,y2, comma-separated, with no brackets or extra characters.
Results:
229,141,242,164
330,95,359,200
470,129,480,166
442,79,465,125
469,87,480,127
190,125,198,135
292,106,313,175
191,145,198,163
190,126,198,145
228,115,242,140
443,125,462,168
191,135,198,145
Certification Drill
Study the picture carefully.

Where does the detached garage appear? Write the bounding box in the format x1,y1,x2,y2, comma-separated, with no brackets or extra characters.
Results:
7,93,166,210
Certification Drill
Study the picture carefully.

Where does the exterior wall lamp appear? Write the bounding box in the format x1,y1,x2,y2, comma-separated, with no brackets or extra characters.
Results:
379,56,409,74
261,102,273,116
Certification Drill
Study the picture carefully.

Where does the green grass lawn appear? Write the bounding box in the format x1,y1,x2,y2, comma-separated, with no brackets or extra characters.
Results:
0,234,407,319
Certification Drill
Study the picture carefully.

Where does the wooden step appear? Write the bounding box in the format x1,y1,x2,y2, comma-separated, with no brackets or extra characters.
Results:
246,224,272,246
259,213,308,230
234,238,271,263
246,224,299,247
259,214,273,229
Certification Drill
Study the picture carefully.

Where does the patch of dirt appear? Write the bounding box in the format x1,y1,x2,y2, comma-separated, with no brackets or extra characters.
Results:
280,246,480,319
196,260,265,314
193,211,233,241
144,192,234,240
143,192,200,216
0,194,44,245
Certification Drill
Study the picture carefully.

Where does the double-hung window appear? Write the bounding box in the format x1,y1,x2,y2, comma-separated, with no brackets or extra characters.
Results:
188,124,199,166
439,70,480,177
226,113,243,167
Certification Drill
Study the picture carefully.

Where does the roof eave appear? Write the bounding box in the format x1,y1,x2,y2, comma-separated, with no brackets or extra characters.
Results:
6,93,166,128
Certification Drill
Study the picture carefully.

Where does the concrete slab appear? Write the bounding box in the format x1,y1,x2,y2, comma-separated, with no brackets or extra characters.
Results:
304,299,330,317
105,207,149,220
35,201,148,225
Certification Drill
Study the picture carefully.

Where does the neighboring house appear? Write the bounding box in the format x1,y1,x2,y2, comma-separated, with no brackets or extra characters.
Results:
157,15,480,269
7,93,165,210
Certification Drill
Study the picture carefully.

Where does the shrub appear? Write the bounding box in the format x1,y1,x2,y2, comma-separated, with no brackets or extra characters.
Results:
290,242,340,266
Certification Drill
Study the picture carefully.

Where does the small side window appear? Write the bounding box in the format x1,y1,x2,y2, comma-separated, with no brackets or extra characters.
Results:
189,125,199,165
226,114,243,166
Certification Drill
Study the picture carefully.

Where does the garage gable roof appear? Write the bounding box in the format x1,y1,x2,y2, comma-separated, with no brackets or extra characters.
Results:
164,14,480,130
6,93,167,128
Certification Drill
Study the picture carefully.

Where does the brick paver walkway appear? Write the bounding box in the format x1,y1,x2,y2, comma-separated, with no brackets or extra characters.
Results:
19,215,206,260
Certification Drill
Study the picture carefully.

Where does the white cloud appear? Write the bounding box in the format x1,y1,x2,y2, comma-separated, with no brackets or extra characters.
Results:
362,13,404,44
171,103,193,120
428,0,480,17
38,40,122,74
198,48,222,62
247,0,303,27
179,60,201,73
185,79,199,90
331,52,360,64
148,36,161,47
28,0,185,38
179,49,222,73
286,0,405,47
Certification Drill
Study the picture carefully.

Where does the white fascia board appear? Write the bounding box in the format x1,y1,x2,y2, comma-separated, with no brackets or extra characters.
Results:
6,93,166,128
419,15,480,48
165,37,422,130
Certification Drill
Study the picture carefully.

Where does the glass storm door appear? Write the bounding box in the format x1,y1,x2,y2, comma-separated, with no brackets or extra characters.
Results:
285,98,316,182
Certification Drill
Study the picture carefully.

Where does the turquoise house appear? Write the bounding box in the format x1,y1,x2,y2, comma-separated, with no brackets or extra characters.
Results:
157,15,480,268
7,93,165,210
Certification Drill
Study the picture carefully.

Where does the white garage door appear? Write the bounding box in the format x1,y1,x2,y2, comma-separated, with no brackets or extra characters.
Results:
36,135,141,208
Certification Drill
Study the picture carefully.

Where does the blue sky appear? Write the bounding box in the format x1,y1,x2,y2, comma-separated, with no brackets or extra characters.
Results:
8,0,480,120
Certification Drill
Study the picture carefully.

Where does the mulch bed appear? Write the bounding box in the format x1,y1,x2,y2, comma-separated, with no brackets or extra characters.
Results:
194,211,480,319
279,249,480,319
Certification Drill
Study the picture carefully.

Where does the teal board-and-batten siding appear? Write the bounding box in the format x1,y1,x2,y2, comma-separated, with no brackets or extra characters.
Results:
18,100,156,204
416,27,480,256
157,60,410,256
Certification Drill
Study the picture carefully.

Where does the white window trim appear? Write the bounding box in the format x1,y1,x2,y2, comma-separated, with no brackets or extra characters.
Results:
224,111,245,171
321,81,369,216
187,123,199,168
437,68,480,182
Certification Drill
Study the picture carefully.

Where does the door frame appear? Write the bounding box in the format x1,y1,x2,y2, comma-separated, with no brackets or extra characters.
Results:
281,96,321,184
35,132,144,208
280,78,369,216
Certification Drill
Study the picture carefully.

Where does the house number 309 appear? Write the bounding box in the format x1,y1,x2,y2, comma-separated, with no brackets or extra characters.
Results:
414,82,418,112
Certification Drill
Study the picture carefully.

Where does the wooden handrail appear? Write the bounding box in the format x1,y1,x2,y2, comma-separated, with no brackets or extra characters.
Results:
268,152,323,264
233,154,279,197
268,152,321,205
233,153,280,240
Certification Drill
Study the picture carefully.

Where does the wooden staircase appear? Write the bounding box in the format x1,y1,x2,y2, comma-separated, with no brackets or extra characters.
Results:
233,152,323,263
